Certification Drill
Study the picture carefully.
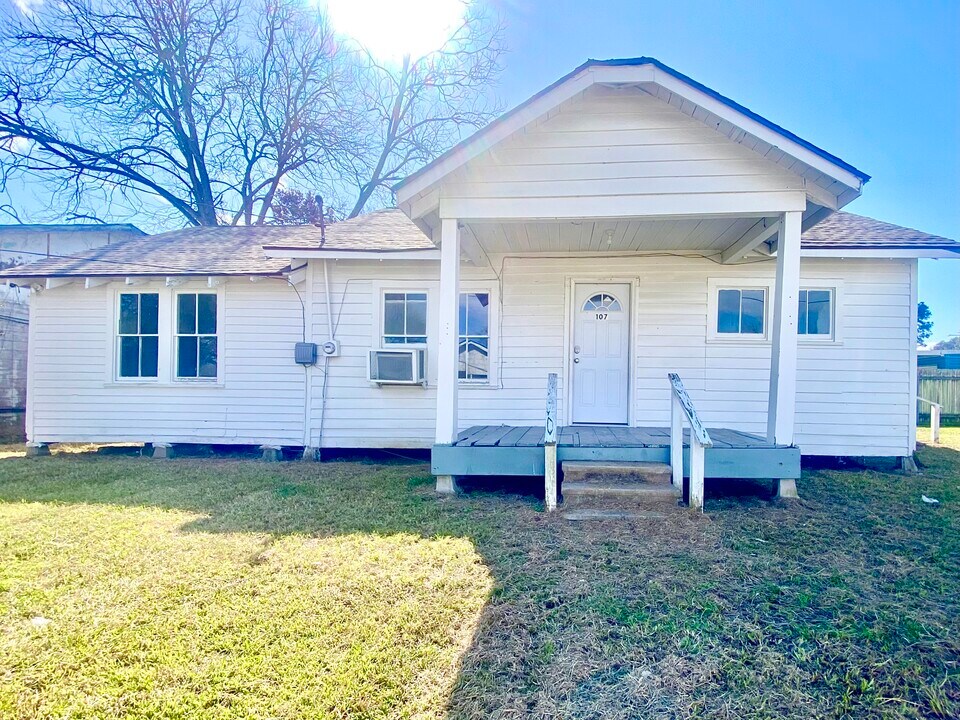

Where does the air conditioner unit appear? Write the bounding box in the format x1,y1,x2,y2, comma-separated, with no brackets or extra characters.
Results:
368,348,426,386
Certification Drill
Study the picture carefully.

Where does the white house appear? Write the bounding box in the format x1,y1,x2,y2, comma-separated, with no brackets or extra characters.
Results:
3,58,958,508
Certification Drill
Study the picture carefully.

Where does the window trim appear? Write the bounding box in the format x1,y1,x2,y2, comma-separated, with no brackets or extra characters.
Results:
459,290,493,385
114,290,161,382
707,279,772,342
173,290,221,382
380,289,429,348
798,281,843,345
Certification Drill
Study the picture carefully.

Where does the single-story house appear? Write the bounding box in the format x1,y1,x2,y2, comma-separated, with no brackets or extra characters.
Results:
3,58,958,507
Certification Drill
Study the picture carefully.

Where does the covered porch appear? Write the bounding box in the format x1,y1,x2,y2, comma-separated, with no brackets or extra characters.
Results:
392,60,870,506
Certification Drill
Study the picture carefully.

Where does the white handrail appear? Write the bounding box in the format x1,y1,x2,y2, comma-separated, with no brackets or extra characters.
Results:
544,373,558,511
918,396,942,444
668,373,713,512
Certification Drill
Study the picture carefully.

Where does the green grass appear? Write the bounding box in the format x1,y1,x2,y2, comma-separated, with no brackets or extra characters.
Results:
0,432,958,719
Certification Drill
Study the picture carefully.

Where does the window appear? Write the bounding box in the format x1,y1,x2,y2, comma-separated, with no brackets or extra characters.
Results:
459,292,489,381
582,293,622,312
118,293,159,378
383,292,427,345
717,288,766,335
176,292,218,378
798,289,832,337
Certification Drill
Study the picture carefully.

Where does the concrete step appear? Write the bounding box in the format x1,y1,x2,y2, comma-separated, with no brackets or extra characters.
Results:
562,460,673,485
562,509,669,521
561,481,680,501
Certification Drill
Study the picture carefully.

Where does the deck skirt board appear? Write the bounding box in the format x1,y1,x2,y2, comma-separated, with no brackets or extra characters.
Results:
437,424,800,479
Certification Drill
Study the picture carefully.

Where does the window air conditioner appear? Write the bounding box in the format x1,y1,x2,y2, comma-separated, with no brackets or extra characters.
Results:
368,348,426,386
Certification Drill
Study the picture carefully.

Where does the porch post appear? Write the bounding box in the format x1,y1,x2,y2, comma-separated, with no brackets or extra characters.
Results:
767,210,802,498
435,218,460,493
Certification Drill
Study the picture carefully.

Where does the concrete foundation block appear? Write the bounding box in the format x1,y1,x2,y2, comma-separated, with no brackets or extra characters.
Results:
25,443,50,457
301,447,319,462
151,443,173,459
777,478,799,499
260,445,282,462
436,475,461,495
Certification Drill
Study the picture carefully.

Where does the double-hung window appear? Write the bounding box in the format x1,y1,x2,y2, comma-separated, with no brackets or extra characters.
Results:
459,292,489,381
717,288,766,336
798,288,833,337
118,292,159,378
176,292,218,379
383,292,427,345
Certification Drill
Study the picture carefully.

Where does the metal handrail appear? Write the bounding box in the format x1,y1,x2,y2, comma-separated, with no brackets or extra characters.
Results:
544,373,558,511
668,373,713,448
668,373,711,512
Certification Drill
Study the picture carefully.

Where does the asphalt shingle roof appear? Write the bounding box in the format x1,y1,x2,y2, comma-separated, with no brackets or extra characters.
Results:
1,208,955,280
800,211,958,251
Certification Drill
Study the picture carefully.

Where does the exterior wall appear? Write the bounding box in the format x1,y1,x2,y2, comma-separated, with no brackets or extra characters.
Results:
1,225,143,412
27,278,305,446
26,256,915,457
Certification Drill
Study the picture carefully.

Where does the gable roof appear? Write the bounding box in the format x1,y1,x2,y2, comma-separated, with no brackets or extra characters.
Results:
395,57,869,213
1,208,955,282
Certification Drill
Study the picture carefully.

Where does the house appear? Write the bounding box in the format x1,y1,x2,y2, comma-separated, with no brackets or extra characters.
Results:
0,224,144,438
918,349,960,371
3,58,958,508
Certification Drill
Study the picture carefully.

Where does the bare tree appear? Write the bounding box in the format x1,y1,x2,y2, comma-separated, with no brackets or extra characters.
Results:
342,5,505,218
0,0,353,227
0,0,505,226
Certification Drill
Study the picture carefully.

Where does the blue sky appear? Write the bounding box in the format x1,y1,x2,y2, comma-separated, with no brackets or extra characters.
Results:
490,0,959,343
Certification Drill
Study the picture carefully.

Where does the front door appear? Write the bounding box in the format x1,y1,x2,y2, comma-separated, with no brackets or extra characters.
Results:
572,283,630,424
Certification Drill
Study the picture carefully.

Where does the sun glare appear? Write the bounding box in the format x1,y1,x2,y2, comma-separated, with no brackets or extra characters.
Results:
322,0,467,61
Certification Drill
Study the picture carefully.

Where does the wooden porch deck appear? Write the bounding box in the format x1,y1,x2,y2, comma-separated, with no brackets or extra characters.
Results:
432,425,800,479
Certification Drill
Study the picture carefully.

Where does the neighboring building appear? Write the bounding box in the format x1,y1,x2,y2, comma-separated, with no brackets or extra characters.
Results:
0,224,145,419
2,58,958,504
918,349,960,371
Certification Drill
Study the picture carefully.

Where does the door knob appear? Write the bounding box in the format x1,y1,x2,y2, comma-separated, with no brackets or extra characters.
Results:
573,358,580,363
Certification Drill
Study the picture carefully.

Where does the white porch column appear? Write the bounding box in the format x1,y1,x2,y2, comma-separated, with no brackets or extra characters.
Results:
767,210,802,443
435,218,460,446
767,210,802,498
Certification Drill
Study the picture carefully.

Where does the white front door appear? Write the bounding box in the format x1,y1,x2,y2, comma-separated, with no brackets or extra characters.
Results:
571,283,630,424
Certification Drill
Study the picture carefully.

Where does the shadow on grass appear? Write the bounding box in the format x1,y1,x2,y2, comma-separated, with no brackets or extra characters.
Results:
1,442,959,718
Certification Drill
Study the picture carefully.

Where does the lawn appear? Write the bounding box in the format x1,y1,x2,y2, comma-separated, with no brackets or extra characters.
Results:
0,432,957,719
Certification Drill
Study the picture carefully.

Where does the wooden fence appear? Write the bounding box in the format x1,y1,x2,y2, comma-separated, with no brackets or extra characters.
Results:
918,370,960,420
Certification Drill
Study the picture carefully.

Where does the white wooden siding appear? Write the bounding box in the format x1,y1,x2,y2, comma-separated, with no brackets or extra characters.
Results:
27,257,914,456
442,85,809,214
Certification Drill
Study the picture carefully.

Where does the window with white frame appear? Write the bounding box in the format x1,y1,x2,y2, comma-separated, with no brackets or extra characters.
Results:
798,288,833,337
717,288,766,335
382,291,427,345
117,292,159,378
459,291,489,381
176,292,218,378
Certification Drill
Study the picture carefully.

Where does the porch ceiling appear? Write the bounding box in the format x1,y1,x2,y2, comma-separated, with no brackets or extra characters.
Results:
464,215,775,257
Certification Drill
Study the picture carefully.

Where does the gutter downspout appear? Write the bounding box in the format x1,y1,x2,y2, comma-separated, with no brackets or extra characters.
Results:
302,261,314,456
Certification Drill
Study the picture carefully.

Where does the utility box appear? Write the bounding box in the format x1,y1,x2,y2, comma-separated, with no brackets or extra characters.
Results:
294,342,317,365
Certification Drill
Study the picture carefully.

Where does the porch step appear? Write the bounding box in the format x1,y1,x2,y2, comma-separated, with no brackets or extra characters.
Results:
562,460,673,485
562,508,669,521
562,481,680,501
